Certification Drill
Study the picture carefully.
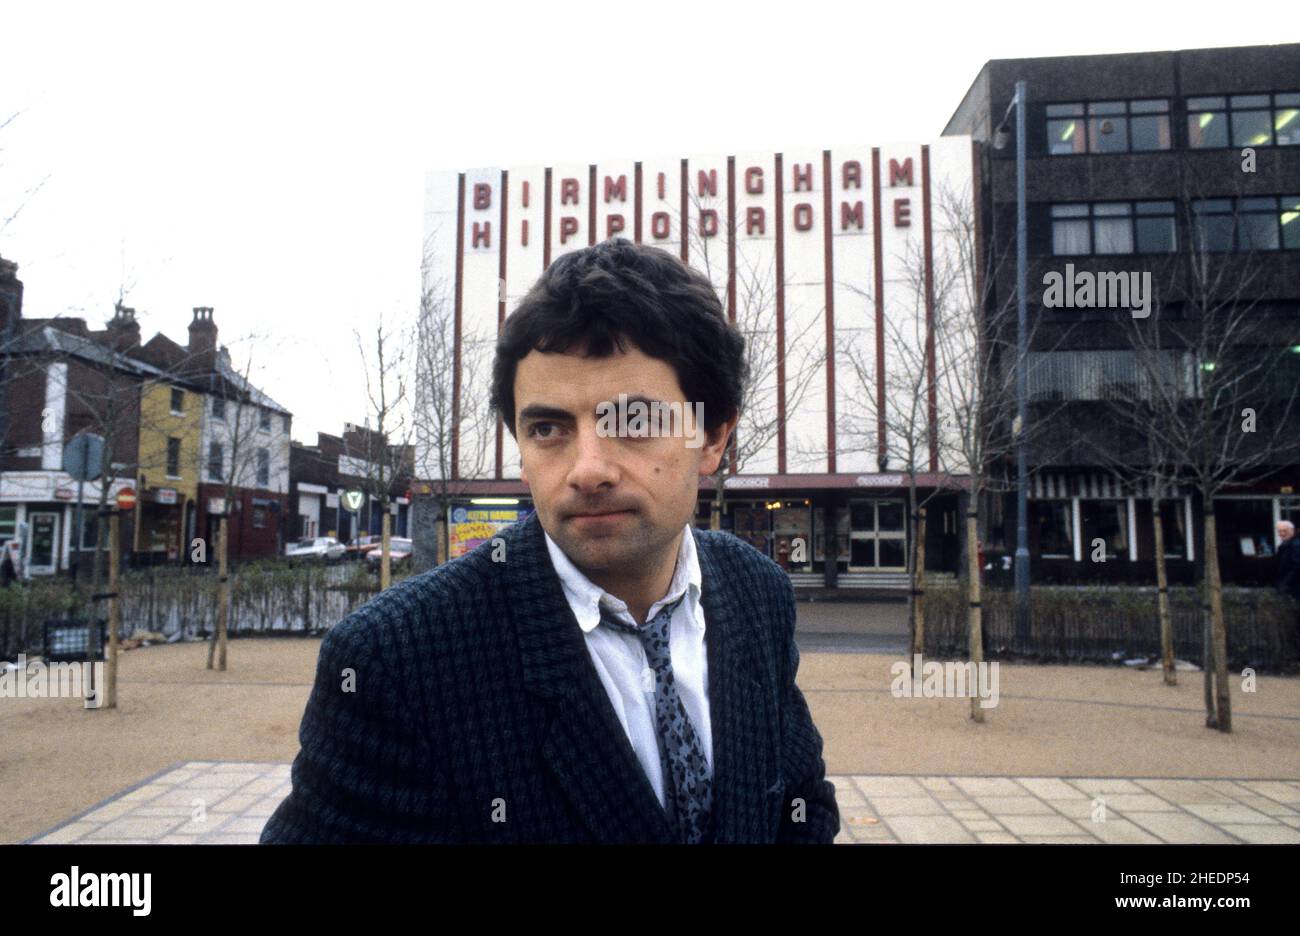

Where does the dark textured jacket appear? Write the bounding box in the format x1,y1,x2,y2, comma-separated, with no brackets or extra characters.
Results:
1277,538,1300,599
260,509,839,844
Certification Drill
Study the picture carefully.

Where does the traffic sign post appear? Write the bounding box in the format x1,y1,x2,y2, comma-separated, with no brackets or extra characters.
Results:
62,433,104,607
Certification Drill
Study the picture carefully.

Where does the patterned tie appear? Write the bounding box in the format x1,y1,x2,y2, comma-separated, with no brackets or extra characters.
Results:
598,593,713,844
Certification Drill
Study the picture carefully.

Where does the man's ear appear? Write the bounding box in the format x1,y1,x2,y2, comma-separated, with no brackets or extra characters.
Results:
698,410,740,477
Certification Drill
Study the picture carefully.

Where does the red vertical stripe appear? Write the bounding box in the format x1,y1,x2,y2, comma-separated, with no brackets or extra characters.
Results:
921,146,938,473
775,153,787,476
543,168,552,268
635,162,643,242
496,169,508,481
452,173,465,480
726,156,736,323
822,149,836,475
679,158,689,263
588,164,597,245
871,149,886,467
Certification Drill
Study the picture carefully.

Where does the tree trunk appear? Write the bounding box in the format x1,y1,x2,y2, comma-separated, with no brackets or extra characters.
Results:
105,509,120,709
1152,500,1176,686
966,506,985,723
913,506,927,662
1202,598,1215,727
381,508,392,591
1203,510,1231,732
207,515,229,671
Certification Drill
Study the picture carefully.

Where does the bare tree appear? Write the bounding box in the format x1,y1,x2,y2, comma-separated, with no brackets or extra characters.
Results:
676,189,822,531
840,230,960,664
0,109,51,240
929,178,1074,721
352,315,415,591
204,342,278,672
412,235,495,567
1107,186,1300,732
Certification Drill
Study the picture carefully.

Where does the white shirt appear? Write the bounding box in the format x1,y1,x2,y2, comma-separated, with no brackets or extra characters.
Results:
543,523,712,811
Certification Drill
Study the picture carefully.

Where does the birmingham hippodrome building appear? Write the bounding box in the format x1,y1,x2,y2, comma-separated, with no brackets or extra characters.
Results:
417,135,977,592
416,40,1300,592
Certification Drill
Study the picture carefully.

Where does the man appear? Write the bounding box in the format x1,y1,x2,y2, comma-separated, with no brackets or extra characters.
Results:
261,238,839,844
1276,521,1300,659
1276,521,1300,595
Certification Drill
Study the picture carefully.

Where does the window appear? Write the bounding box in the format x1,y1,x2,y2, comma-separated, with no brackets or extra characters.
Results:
257,448,270,487
211,397,225,420
170,388,184,414
252,504,267,529
1215,498,1274,559
79,512,98,551
208,442,224,481
773,504,813,572
166,437,181,477
1046,99,1170,154
1027,350,1196,402
1050,201,1175,255
1092,203,1134,254
1284,197,1300,249
1192,199,1234,251
1129,99,1172,151
1193,196,1300,251
1051,204,1091,254
1157,500,1187,559
1188,93,1300,148
1081,500,1128,560
1088,100,1129,154
0,506,16,542
1046,103,1086,155
1135,201,1177,252
283,414,291,433
1035,501,1074,558
259,407,271,431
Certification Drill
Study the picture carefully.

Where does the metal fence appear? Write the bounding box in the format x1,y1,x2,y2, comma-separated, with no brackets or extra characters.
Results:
0,560,408,658
922,585,1297,670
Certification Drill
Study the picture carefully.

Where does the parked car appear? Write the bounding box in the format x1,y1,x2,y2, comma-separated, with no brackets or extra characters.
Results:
365,537,413,569
286,537,346,562
344,534,382,560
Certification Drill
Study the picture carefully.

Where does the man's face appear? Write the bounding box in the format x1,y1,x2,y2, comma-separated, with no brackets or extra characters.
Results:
1279,523,1294,543
514,342,734,576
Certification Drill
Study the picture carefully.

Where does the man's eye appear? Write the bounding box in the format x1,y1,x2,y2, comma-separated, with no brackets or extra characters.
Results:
527,422,561,440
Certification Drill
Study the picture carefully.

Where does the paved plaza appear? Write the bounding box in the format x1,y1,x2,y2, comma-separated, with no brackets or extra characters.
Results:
24,760,1300,844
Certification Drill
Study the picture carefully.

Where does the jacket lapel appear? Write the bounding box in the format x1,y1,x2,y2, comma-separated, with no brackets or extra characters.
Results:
510,512,677,844
694,528,783,843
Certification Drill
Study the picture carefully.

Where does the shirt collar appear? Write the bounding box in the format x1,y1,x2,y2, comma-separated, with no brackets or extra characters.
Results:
543,521,703,634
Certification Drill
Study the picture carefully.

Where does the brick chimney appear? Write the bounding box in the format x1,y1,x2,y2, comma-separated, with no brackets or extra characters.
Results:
105,302,141,351
0,256,22,341
187,306,218,371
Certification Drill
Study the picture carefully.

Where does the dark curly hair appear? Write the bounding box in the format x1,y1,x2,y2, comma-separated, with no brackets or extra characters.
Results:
490,238,748,441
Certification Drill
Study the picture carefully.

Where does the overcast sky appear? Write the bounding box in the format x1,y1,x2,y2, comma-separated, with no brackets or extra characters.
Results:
0,0,1292,443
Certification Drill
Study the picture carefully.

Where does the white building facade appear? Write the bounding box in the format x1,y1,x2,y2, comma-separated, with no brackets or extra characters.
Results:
418,138,978,588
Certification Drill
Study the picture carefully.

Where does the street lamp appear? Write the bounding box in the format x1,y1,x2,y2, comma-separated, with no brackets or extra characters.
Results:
993,79,1031,648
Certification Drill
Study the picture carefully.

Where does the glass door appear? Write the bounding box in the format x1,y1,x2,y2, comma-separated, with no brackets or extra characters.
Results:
847,499,907,571
28,512,58,574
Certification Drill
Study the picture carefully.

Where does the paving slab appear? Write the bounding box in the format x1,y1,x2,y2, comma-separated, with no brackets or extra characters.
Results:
25,764,1300,845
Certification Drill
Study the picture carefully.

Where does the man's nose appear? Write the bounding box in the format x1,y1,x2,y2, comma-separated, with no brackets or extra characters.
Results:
565,423,620,490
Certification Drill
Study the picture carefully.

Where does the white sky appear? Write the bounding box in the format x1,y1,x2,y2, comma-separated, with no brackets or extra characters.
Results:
0,0,1292,442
